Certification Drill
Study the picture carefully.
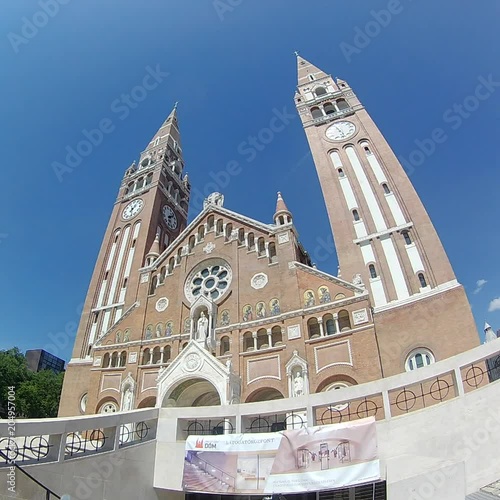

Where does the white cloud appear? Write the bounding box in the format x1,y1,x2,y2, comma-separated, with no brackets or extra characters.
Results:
473,279,488,294
488,298,500,312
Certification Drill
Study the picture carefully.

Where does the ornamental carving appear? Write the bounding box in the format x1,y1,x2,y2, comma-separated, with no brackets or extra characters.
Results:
184,352,202,372
203,242,216,254
155,297,169,312
251,273,268,290
352,308,369,325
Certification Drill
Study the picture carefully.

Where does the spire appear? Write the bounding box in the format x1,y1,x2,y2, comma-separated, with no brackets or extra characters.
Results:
296,54,329,86
145,232,161,265
138,102,184,170
274,191,292,226
484,322,498,343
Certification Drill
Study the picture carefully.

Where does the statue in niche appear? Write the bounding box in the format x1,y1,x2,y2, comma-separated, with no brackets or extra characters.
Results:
353,274,364,287
243,305,253,322
165,321,173,337
116,331,121,344
155,324,162,338
304,290,316,307
270,299,280,316
220,310,230,326
123,330,130,343
293,370,304,397
145,326,153,340
197,312,208,341
122,386,134,411
319,286,331,304
256,302,266,319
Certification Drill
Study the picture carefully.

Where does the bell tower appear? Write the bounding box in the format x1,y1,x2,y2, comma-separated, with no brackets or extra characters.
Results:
295,55,479,374
69,105,190,362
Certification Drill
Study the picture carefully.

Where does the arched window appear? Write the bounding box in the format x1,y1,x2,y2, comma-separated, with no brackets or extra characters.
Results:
152,347,161,364
271,326,283,346
336,98,349,110
162,346,171,363
142,349,151,365
402,231,412,245
243,332,254,352
353,209,360,221
247,232,255,250
363,145,372,155
111,352,118,368
268,242,277,264
149,275,158,295
382,183,391,194
369,264,377,279
173,189,179,203
198,225,205,242
323,102,336,115
207,215,214,231
216,219,224,236
338,168,345,177
145,173,153,186
181,342,188,352
119,351,127,367
225,223,233,242
323,314,336,335
159,266,166,284
136,177,145,190
103,353,110,368
418,273,428,288
307,318,320,339
278,215,284,225
308,74,316,81
126,182,134,195
405,349,435,371
220,336,230,356
338,310,351,331
167,181,172,194
310,107,323,119
315,86,327,96
167,257,174,275
257,329,268,350
238,228,245,245
257,237,266,257
188,235,195,253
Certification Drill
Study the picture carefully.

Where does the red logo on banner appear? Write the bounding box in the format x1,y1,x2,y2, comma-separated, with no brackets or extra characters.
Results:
195,438,203,449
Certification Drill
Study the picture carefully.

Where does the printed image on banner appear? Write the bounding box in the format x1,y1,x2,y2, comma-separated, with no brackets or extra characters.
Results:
182,417,379,494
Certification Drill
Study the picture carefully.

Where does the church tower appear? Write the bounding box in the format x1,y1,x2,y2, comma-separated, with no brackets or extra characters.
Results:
295,55,479,375
65,105,190,366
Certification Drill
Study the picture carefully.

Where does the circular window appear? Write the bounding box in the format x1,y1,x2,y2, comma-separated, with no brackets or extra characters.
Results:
80,393,88,414
405,348,435,372
185,259,232,303
100,402,118,414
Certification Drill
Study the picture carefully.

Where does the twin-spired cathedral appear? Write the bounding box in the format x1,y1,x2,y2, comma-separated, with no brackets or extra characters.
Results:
58,56,479,417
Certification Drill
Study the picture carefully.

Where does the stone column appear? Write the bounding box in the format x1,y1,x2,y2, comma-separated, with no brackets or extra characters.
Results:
267,328,273,348
333,313,340,334
252,332,257,351
318,317,325,337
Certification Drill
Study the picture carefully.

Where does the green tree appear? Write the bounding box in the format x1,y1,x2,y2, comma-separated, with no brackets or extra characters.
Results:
0,348,64,419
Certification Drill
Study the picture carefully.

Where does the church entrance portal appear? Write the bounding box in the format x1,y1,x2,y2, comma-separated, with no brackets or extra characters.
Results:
162,377,221,407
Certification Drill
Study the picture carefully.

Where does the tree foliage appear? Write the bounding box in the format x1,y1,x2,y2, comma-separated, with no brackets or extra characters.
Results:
0,348,64,419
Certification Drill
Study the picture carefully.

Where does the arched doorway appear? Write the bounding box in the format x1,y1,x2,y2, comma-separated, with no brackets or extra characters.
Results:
162,377,221,407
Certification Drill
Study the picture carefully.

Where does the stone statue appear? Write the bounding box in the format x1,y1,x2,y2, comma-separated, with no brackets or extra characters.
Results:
116,331,121,344
293,371,304,397
123,387,133,411
197,312,208,340
123,330,130,342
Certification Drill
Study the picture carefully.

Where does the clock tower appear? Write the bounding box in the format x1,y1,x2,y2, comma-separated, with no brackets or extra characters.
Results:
68,104,190,363
295,55,479,375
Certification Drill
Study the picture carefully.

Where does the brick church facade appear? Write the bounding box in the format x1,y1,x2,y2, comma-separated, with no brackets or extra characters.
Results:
58,56,479,417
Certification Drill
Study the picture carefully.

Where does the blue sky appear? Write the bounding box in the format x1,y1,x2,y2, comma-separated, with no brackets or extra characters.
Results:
0,0,498,361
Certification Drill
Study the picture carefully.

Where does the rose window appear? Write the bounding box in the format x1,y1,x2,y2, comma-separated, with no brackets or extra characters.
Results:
185,259,232,303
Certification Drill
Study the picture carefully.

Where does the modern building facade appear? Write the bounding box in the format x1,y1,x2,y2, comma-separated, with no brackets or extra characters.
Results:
58,55,479,419
25,349,65,374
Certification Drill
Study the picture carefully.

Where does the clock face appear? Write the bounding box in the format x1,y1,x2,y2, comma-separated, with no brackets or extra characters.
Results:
326,121,356,141
122,199,144,220
162,205,178,230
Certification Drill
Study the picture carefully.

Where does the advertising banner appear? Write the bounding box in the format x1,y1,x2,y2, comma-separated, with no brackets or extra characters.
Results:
182,417,379,494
